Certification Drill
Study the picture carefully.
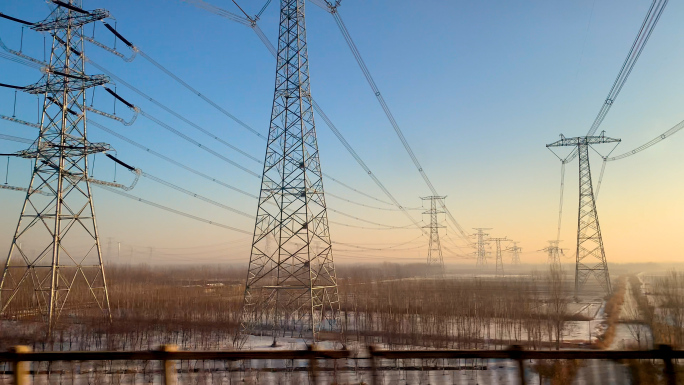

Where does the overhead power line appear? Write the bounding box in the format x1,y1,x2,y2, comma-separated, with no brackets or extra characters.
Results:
140,171,252,218
176,0,426,235
91,121,410,230
87,59,261,162
312,3,472,244
551,0,669,242
89,120,257,198
606,117,684,162
86,59,397,209
586,0,669,137
138,109,260,177
0,133,33,144
96,185,252,234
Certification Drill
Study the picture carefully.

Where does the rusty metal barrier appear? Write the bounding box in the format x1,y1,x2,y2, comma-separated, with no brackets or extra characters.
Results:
0,344,681,384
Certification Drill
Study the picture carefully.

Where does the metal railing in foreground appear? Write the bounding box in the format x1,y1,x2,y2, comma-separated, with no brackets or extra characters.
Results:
0,344,682,384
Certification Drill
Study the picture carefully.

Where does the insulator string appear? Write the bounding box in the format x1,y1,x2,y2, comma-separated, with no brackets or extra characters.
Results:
4,156,9,185
19,26,24,53
12,90,17,117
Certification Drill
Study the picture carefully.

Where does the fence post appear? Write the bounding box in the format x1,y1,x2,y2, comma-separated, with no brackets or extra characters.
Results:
11,345,31,385
368,345,379,385
510,345,527,385
659,344,676,385
308,344,318,385
160,344,178,385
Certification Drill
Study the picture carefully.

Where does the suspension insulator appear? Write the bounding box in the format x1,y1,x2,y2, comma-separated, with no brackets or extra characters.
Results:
102,22,134,47
0,13,34,26
106,153,136,171
103,87,135,109
52,0,89,15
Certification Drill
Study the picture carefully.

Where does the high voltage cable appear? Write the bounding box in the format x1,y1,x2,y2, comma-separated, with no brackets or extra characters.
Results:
90,59,400,208
120,237,250,251
91,121,413,230
87,59,260,163
326,192,418,212
6,5,458,242
137,50,264,139
555,162,565,243
323,173,393,206
326,206,413,229
311,98,425,231
606,117,684,162
318,5,472,244
335,244,425,253
560,0,669,164
90,120,257,198
327,221,416,230
0,133,33,144
138,110,260,177
2,7,430,254
86,59,396,208
1,37,423,213
96,185,252,234
586,0,668,137
91,121,407,229
333,234,425,251
172,1,427,234
549,0,668,242
140,171,252,218
0,51,42,69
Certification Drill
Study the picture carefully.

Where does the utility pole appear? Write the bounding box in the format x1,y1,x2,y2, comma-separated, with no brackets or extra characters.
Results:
472,228,491,267
547,132,620,296
509,241,522,264
421,196,446,272
489,237,508,276
0,1,112,329
239,0,340,345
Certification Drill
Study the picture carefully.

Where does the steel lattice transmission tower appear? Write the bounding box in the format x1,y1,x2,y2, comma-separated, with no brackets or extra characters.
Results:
547,132,620,296
543,240,562,266
509,241,522,265
421,196,446,270
472,228,491,266
490,237,508,276
239,0,340,345
0,1,112,327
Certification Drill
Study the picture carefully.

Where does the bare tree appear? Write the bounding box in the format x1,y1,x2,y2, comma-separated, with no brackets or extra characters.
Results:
547,264,569,350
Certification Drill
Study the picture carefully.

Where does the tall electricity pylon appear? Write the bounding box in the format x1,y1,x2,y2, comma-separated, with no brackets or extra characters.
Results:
547,132,620,296
0,1,112,328
472,228,491,266
490,237,508,276
509,241,521,264
422,196,446,270
239,0,340,345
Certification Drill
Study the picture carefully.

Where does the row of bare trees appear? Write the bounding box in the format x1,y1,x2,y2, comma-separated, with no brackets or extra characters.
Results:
337,264,572,350
0,263,576,351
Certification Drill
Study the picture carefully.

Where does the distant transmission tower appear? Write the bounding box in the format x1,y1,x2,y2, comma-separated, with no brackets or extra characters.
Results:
547,132,620,296
472,228,491,266
239,0,340,345
422,196,446,270
509,241,521,264
490,237,508,276
543,240,562,266
0,1,112,327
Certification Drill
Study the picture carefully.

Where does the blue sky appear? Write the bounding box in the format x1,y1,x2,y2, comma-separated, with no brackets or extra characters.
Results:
0,0,683,265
